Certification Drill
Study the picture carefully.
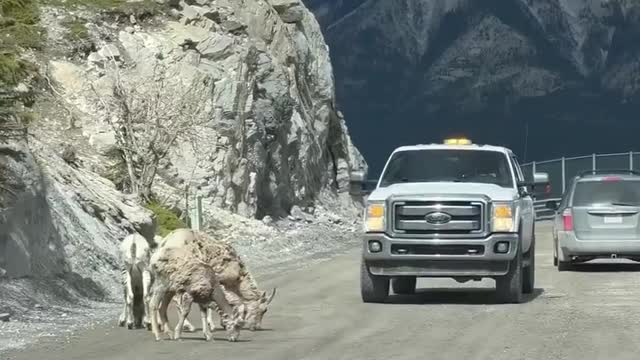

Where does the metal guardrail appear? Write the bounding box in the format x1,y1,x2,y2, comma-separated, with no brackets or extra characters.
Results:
534,198,561,221
521,151,639,200
525,150,640,221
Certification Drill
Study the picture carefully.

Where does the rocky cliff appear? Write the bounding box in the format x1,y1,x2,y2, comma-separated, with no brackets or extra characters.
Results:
304,0,640,174
43,0,366,220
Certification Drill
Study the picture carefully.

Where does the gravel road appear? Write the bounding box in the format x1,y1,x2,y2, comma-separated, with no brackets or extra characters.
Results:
5,222,640,360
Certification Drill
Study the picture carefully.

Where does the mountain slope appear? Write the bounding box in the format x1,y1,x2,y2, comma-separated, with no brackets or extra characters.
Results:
304,0,640,174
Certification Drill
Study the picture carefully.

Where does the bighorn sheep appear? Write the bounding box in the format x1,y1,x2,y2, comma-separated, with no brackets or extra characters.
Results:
118,233,152,330
148,242,244,342
158,228,276,332
117,233,196,333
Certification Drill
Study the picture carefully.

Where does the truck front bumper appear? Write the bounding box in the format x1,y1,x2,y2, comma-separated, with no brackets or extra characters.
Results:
362,233,519,277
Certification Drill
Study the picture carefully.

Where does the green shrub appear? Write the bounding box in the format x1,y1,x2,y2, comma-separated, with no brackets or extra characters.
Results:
18,109,36,124
0,0,44,86
40,0,165,14
144,201,186,237
63,17,89,41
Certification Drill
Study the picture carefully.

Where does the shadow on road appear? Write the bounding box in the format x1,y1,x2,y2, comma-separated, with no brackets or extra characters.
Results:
385,287,544,305
564,262,640,272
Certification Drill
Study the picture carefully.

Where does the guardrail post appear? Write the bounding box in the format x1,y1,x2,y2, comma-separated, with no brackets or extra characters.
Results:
592,153,596,171
532,161,536,175
630,151,634,170
562,157,566,192
190,194,203,231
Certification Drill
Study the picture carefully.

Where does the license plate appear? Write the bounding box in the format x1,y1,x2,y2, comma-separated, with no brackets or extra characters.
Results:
604,215,623,224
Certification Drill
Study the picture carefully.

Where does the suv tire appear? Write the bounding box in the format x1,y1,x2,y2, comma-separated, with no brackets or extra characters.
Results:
522,233,535,294
558,261,572,272
392,276,417,295
360,260,389,303
495,237,524,304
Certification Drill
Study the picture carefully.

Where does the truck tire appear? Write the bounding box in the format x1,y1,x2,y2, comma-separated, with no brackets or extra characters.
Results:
522,233,535,294
495,237,524,304
360,260,389,303
392,276,416,295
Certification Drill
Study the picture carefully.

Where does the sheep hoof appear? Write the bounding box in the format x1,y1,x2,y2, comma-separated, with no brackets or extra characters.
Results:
127,322,134,330
118,320,126,327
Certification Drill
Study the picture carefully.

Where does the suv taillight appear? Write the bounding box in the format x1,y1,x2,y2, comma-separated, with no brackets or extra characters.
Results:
562,209,573,231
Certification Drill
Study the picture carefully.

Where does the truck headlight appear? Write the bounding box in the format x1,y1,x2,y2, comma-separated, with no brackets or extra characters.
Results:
491,203,515,232
364,202,385,233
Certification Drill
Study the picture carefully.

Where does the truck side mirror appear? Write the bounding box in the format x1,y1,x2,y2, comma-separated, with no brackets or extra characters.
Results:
348,172,377,196
533,172,550,187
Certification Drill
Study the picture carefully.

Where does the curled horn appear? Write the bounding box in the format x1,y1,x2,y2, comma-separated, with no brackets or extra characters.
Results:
266,287,276,304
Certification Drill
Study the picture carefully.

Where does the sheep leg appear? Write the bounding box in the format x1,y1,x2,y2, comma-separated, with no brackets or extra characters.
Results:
118,269,128,327
142,269,152,330
118,295,127,327
207,306,218,332
173,295,196,332
149,284,165,341
125,269,135,329
200,304,213,341
159,291,174,340
174,293,192,341
212,285,240,342
156,303,164,333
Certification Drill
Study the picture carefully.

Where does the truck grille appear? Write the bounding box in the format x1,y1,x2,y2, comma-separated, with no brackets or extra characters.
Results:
393,200,484,235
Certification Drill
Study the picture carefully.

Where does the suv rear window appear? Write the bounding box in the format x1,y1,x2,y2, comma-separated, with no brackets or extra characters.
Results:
379,149,514,188
572,179,640,207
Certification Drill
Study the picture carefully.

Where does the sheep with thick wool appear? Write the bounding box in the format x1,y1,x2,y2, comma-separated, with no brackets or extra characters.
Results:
157,228,276,332
148,239,245,342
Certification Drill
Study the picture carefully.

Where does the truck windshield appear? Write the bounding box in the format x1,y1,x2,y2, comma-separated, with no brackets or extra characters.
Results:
379,149,514,188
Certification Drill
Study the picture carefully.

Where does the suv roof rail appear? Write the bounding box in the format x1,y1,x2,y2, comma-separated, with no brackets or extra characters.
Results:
577,169,640,177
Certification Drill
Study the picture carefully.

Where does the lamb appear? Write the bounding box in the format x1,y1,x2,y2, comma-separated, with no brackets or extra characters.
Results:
118,233,153,330
148,242,244,342
157,228,276,332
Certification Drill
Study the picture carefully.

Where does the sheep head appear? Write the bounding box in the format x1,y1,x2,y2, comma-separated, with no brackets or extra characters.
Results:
224,303,246,342
244,287,276,331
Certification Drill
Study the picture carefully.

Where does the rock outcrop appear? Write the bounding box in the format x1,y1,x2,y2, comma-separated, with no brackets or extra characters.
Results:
0,121,154,300
45,0,366,220
304,0,640,173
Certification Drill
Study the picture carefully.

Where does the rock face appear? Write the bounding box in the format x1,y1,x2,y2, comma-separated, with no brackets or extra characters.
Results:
48,0,366,220
0,127,154,292
303,0,640,174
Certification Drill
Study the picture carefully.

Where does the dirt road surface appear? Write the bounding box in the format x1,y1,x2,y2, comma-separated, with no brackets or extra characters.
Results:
5,222,640,360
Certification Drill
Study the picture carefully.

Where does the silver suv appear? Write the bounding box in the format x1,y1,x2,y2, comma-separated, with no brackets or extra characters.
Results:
351,138,549,304
546,170,640,271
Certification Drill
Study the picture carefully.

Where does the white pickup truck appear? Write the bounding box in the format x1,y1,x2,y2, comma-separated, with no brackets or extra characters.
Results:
351,138,549,304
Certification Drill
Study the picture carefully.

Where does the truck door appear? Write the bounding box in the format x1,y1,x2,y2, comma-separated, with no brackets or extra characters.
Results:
511,155,534,248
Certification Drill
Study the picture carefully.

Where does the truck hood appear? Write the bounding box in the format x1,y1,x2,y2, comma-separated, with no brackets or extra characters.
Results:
367,182,518,202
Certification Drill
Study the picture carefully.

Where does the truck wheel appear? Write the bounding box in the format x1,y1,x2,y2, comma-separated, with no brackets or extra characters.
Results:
391,276,416,295
522,233,535,294
360,260,389,303
495,238,524,304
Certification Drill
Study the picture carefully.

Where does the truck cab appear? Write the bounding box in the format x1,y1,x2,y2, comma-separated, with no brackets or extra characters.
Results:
353,138,549,304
